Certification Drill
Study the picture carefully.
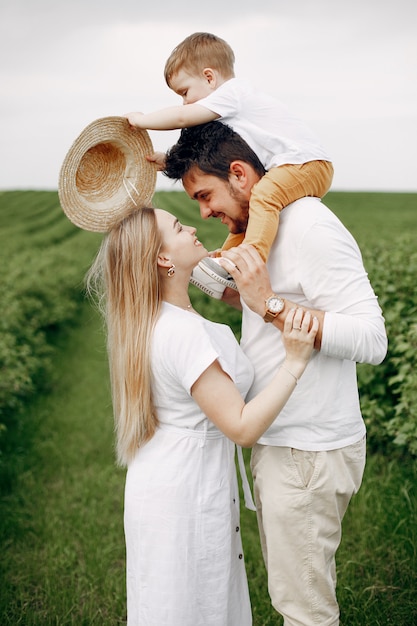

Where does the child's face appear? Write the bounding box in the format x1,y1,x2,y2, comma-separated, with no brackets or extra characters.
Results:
169,69,214,105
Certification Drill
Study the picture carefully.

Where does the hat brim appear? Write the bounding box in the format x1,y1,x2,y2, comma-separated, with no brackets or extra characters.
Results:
58,116,157,232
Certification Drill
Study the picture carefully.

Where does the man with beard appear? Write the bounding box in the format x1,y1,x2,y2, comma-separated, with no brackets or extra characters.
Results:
163,121,387,626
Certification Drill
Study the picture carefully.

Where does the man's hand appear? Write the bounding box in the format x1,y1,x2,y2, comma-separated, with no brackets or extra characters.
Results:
219,244,272,317
219,244,323,349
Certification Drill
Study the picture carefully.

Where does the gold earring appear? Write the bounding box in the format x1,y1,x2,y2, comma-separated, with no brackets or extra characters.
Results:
167,264,175,277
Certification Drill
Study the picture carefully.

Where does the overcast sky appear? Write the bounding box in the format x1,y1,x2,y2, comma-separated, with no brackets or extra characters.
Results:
1,0,416,193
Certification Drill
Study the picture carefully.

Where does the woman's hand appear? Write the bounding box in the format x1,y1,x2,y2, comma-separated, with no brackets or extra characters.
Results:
282,308,319,379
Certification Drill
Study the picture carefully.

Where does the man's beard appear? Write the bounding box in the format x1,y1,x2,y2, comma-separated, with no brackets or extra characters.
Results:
227,183,250,234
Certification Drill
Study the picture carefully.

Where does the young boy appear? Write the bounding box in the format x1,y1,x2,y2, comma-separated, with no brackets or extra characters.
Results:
126,32,333,298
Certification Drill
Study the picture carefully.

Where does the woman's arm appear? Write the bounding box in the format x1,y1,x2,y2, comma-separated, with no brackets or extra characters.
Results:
191,308,318,447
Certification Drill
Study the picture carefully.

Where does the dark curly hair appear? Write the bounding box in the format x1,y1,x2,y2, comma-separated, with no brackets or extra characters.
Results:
163,121,265,182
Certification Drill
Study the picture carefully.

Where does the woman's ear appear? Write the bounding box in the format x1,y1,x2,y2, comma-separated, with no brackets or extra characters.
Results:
157,254,171,270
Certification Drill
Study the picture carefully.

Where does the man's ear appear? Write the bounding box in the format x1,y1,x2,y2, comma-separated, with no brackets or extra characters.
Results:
229,161,248,185
229,160,260,194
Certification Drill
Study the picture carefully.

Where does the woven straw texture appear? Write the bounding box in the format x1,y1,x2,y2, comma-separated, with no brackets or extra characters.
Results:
58,116,157,232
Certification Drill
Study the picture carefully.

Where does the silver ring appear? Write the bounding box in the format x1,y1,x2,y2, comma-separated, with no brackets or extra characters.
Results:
293,326,302,330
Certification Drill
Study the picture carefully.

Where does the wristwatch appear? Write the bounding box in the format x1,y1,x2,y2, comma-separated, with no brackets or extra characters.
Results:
263,294,285,323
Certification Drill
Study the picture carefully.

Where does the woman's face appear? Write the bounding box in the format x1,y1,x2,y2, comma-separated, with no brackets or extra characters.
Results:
155,209,208,271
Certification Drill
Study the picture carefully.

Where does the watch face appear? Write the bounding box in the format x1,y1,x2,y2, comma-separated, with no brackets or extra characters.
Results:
268,297,284,313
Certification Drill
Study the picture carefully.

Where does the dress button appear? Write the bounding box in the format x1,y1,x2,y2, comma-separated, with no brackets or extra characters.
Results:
238,554,243,559
236,526,239,532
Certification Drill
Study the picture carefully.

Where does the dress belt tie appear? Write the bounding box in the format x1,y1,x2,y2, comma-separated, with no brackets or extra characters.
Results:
157,423,256,511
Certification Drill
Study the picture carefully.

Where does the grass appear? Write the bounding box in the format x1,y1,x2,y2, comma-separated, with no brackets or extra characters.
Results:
241,453,417,625
336,454,417,625
2,315,416,625
1,191,416,624
0,305,126,625
324,191,417,246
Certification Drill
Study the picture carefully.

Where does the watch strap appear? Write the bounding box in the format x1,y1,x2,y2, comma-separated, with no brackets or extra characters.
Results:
263,309,279,323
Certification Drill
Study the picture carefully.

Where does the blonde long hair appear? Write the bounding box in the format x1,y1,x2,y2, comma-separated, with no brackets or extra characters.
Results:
86,208,162,466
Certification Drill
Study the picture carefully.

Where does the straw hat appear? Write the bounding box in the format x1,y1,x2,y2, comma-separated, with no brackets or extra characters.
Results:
58,116,157,232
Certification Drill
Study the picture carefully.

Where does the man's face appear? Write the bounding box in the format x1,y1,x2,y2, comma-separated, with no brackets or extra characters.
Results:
182,167,250,235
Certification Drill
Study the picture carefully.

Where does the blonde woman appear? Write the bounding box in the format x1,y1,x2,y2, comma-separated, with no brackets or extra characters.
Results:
87,206,318,626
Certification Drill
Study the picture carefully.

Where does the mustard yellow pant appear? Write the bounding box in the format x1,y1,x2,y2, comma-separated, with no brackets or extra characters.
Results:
222,160,334,262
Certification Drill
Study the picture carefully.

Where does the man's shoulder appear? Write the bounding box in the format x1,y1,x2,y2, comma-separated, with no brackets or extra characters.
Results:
287,196,331,212
276,197,352,248
281,197,335,225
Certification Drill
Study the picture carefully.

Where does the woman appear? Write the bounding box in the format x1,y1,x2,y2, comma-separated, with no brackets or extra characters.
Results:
87,206,318,626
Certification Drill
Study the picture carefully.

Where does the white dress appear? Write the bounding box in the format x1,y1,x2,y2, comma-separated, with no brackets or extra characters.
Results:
124,303,255,626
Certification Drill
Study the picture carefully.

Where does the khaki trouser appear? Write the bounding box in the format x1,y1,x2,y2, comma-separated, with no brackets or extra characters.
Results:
250,437,366,626
222,160,334,262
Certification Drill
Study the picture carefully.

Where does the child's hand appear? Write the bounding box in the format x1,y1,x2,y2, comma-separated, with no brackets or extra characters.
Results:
124,112,145,128
146,151,166,171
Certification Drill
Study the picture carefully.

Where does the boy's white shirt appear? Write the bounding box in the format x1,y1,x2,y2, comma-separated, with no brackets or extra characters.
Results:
196,77,331,169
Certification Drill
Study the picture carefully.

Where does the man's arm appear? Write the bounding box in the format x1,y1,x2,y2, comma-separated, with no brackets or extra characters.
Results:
220,246,324,350
298,220,387,365
221,237,387,366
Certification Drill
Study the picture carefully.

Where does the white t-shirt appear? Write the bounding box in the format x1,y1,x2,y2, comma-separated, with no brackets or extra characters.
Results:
241,197,387,450
197,77,331,169
151,302,254,431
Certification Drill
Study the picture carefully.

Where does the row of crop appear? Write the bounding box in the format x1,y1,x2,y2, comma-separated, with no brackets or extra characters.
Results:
0,191,102,442
357,234,417,457
0,191,415,459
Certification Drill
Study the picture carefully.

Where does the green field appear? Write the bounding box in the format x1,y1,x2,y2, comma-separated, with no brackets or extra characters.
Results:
0,190,416,625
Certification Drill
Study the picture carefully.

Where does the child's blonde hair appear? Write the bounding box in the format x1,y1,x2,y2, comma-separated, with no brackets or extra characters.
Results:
164,32,235,87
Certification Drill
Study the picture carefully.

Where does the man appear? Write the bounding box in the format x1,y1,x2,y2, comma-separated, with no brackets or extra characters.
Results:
164,121,387,626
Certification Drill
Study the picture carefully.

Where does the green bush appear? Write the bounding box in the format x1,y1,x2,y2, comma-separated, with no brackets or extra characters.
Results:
1,190,416,460
358,235,417,456
0,192,102,435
